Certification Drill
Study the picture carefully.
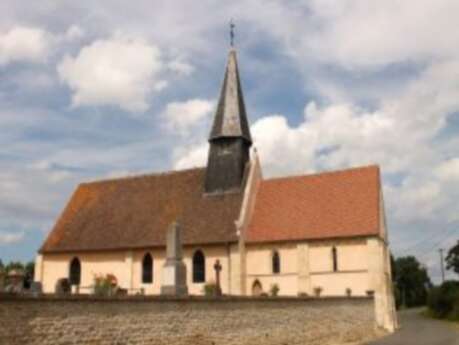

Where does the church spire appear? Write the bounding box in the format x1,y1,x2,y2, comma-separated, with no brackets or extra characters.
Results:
208,44,252,144
204,32,252,194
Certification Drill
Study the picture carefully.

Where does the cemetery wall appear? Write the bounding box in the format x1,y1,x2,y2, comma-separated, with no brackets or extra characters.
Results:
0,295,380,345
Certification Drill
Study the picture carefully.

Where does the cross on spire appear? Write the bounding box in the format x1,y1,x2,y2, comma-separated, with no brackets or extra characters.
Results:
230,19,235,47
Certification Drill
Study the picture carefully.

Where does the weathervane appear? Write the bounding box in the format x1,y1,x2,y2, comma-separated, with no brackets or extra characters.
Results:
230,19,235,47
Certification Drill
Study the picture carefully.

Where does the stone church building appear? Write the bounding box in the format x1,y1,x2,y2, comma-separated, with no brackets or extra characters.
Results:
35,47,397,331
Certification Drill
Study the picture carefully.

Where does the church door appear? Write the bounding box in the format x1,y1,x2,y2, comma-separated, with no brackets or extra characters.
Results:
252,280,263,296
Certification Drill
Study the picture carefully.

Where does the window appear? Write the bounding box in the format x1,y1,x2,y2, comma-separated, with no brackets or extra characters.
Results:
332,246,338,272
69,257,81,285
272,250,280,274
192,250,205,283
142,253,153,284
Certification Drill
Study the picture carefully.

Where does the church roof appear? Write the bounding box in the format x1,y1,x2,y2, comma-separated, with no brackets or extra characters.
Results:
245,165,382,243
40,164,382,253
40,168,242,253
209,49,252,143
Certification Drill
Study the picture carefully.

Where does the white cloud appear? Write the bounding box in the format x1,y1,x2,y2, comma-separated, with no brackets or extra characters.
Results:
0,231,25,245
64,25,85,41
164,99,214,134
0,26,50,65
168,59,194,76
435,158,459,181
261,0,459,69
57,35,165,112
173,143,208,170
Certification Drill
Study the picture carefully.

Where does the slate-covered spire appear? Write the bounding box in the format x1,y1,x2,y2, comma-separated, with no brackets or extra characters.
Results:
209,48,252,144
204,47,252,194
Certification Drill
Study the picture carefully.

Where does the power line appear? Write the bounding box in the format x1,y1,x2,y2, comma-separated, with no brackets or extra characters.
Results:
401,227,457,253
416,228,457,260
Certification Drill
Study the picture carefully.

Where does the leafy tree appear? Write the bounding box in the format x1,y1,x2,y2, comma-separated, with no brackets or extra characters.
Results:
0,259,4,270
24,261,35,288
5,261,24,273
393,256,431,308
427,281,459,320
445,240,459,275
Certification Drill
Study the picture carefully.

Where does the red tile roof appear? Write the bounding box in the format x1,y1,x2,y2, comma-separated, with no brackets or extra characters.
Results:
245,165,381,243
40,164,382,253
40,168,242,253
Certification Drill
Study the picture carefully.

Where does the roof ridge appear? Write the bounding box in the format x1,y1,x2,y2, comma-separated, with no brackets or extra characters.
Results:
81,166,205,186
262,164,380,183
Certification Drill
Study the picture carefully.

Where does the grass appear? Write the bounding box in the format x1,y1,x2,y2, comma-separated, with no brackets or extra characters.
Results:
422,308,459,324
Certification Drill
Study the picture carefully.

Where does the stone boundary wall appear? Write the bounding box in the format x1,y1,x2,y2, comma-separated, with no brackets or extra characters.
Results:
0,295,379,345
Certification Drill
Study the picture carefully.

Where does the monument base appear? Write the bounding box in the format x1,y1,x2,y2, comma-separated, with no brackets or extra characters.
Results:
160,259,188,296
160,285,189,296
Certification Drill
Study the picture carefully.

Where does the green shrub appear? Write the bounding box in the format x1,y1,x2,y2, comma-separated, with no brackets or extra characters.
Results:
427,281,459,320
270,284,280,297
203,283,218,297
93,273,118,297
55,278,71,295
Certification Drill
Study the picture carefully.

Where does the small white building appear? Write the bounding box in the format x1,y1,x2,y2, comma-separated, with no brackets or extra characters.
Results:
35,47,397,332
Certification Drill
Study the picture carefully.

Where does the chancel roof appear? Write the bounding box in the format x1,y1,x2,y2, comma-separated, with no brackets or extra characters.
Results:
40,168,242,253
246,165,382,243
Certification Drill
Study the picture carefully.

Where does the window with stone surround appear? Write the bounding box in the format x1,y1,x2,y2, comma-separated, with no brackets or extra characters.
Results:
69,257,81,285
142,253,153,284
272,250,280,274
192,250,205,283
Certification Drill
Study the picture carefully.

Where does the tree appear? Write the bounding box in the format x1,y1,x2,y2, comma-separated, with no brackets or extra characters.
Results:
0,259,4,270
24,261,35,288
445,240,459,275
5,261,24,273
393,256,431,308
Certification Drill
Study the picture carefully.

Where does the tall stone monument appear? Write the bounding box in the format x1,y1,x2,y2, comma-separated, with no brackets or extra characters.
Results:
161,221,188,296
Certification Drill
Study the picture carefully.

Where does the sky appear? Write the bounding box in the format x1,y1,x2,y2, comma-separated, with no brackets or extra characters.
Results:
0,1,458,282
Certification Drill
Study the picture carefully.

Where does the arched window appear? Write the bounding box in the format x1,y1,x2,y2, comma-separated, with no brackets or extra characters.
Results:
69,257,81,285
272,250,280,274
332,246,338,272
192,250,205,283
142,253,153,284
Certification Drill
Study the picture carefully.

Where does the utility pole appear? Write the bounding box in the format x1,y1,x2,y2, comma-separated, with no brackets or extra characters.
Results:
439,248,445,284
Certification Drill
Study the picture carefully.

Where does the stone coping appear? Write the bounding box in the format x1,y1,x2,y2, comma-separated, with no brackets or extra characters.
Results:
0,293,373,303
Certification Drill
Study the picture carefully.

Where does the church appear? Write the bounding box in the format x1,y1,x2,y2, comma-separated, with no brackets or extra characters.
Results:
35,46,397,331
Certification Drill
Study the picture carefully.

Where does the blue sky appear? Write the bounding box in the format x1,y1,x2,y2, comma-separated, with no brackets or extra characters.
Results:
0,1,458,282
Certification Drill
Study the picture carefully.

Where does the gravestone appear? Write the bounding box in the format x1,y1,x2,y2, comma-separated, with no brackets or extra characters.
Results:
160,221,188,296
30,282,43,297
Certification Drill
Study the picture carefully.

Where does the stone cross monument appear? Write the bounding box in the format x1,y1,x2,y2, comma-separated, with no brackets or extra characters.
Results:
213,259,223,297
160,221,188,296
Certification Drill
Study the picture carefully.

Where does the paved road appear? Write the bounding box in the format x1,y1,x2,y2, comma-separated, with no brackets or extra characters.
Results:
367,309,459,345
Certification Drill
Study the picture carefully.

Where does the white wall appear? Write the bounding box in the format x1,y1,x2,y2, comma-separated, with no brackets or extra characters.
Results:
38,245,233,295
245,239,370,297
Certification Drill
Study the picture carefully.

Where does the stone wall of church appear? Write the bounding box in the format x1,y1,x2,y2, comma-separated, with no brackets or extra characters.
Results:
0,295,380,345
